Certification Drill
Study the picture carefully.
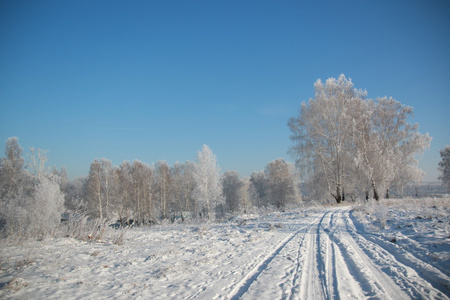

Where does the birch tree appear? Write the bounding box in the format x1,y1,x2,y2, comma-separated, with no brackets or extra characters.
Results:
289,74,431,202
192,145,223,219
289,75,364,203
86,160,103,219
131,160,153,224
155,160,172,220
353,97,431,199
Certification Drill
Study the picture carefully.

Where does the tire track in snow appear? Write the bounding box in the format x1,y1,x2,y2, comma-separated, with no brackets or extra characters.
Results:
226,212,324,300
226,230,302,300
345,209,450,299
330,209,409,299
289,210,331,299
285,211,324,299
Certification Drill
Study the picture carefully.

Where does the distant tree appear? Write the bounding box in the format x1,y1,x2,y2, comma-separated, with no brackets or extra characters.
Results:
28,147,48,181
171,161,196,221
265,159,301,208
0,137,28,201
182,161,197,218
116,161,134,223
239,177,251,214
131,160,153,224
192,145,223,219
438,146,450,193
85,160,103,219
221,171,242,214
98,159,118,220
249,171,268,207
0,137,30,234
63,176,86,212
155,161,172,220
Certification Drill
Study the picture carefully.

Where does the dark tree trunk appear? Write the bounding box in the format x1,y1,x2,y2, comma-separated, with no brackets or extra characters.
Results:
373,186,380,201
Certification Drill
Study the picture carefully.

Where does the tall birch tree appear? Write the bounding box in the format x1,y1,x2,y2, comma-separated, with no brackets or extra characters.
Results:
192,145,223,219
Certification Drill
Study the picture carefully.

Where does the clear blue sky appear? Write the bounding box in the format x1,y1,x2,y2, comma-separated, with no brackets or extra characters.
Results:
1,0,449,181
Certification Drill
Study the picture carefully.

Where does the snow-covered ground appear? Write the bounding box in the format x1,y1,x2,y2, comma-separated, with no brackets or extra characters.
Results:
1,198,449,299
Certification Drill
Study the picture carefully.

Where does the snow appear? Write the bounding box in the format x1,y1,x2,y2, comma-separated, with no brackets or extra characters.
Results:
1,199,449,299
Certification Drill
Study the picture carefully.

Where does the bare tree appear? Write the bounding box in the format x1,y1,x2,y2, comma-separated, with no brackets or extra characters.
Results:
438,146,450,193
155,161,172,220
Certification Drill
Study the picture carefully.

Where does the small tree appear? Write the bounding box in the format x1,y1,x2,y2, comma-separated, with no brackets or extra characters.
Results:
29,174,65,237
438,146,450,193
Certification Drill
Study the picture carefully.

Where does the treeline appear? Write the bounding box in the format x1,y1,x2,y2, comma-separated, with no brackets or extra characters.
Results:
0,140,301,236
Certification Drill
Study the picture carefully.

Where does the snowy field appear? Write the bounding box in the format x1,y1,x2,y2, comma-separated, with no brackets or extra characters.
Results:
1,198,449,299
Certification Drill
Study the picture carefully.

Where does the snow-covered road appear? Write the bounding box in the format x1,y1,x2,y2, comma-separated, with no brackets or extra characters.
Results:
1,205,449,299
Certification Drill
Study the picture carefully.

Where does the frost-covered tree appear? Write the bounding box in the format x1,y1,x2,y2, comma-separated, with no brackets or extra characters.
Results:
289,75,364,203
98,159,118,220
0,137,31,234
63,176,86,212
249,171,268,207
265,159,301,208
0,137,28,201
131,160,153,224
289,75,431,202
116,161,134,223
221,170,242,214
29,174,65,237
352,97,431,200
239,177,251,214
171,161,196,221
85,160,103,219
155,160,172,220
0,138,65,237
438,146,450,193
192,145,223,219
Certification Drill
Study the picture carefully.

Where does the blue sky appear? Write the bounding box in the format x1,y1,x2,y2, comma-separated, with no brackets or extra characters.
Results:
1,0,449,181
